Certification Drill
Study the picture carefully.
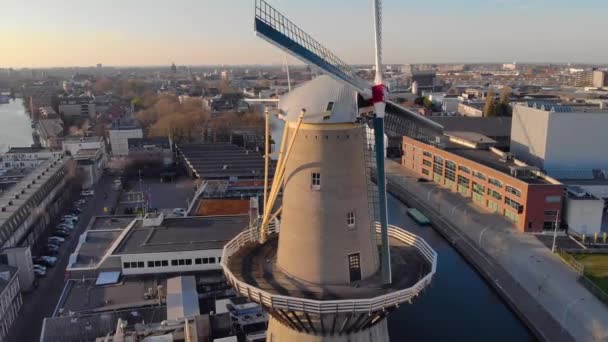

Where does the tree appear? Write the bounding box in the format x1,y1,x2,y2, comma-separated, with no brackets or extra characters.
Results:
499,86,512,105
495,87,512,116
423,97,434,111
483,89,496,117
93,78,113,93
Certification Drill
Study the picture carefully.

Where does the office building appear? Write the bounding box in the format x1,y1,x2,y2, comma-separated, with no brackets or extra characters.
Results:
108,119,143,156
57,95,96,118
0,148,63,172
0,158,72,251
402,133,564,232
511,103,608,172
66,214,248,276
0,265,21,342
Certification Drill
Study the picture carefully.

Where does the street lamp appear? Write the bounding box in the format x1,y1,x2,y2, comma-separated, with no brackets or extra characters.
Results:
479,227,489,247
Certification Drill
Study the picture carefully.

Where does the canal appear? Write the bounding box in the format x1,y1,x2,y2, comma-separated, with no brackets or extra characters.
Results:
386,195,535,341
0,98,33,152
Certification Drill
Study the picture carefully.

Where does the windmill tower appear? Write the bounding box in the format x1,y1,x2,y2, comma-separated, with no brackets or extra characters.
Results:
221,1,439,341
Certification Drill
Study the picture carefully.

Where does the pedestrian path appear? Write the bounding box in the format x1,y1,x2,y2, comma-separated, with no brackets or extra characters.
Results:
385,160,608,342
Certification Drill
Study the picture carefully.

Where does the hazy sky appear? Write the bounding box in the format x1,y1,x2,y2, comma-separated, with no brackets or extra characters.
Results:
2,0,607,68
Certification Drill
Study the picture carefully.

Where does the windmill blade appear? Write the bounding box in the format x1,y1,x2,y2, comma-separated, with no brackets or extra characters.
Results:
254,0,443,136
254,0,369,93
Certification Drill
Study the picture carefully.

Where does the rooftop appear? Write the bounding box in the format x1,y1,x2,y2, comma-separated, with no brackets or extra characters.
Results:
58,278,166,314
74,148,101,159
113,215,249,254
428,116,511,138
43,299,166,342
178,143,275,180
6,147,50,154
0,158,68,235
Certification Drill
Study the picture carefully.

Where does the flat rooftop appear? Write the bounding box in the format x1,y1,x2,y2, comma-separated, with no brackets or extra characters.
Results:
227,234,430,301
178,143,276,179
114,215,249,254
58,278,166,313
443,145,551,185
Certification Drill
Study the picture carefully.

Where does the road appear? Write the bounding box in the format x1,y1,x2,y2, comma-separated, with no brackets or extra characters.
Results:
385,160,608,342
7,174,119,342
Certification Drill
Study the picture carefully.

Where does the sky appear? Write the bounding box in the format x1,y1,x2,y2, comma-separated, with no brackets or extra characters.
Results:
1,0,607,68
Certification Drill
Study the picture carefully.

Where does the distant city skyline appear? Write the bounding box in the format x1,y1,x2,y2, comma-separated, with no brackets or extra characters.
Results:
2,0,607,68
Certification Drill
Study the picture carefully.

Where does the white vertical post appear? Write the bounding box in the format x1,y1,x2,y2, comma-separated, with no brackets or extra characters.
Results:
551,209,560,253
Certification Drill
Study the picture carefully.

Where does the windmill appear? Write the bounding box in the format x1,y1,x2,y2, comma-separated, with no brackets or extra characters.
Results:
220,1,438,341
254,0,441,285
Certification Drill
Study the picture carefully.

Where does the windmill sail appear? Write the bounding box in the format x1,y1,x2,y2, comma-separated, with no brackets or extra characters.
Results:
254,0,443,135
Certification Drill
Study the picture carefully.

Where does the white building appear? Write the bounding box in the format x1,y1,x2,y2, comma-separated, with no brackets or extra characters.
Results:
109,121,143,156
0,264,21,342
67,214,249,276
564,186,605,236
0,148,63,172
62,136,106,188
511,103,608,172
62,136,105,157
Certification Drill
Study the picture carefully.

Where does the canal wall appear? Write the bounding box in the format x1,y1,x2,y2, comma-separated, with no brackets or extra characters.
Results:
385,178,575,342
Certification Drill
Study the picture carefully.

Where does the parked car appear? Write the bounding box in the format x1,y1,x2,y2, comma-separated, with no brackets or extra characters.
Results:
173,208,187,216
57,226,72,232
81,189,95,196
45,244,60,255
34,268,46,278
63,215,78,222
34,256,58,267
58,222,74,228
54,230,70,238
72,207,83,214
33,264,47,272
417,178,430,183
48,236,65,244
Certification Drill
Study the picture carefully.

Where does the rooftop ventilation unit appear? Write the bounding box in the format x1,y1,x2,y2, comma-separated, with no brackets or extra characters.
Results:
567,185,588,198
509,166,538,179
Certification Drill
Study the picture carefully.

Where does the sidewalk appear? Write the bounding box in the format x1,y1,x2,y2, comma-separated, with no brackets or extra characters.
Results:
385,160,608,342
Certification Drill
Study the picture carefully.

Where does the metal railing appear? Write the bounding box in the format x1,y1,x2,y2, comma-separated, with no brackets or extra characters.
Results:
221,221,437,314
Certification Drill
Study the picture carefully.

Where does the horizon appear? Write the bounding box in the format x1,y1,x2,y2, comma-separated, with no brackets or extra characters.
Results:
2,0,607,68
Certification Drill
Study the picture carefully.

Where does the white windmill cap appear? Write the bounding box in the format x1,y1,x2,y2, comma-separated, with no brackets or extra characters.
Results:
278,75,359,124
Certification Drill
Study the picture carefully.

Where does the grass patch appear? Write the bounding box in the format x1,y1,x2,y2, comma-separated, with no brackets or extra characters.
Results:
572,254,608,293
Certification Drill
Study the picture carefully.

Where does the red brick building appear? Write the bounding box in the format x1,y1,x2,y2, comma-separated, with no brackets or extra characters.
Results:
402,135,564,232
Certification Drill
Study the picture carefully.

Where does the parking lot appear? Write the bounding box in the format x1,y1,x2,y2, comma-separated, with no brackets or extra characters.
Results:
7,174,120,342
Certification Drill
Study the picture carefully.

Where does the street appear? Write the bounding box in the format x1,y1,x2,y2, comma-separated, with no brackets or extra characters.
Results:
7,174,120,342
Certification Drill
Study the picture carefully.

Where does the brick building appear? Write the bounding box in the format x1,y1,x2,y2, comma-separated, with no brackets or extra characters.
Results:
402,134,564,232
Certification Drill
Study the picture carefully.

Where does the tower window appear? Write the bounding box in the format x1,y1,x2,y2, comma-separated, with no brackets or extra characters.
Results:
324,102,334,120
311,172,321,190
347,211,356,228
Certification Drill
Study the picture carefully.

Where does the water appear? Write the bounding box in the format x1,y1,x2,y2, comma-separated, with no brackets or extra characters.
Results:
386,195,535,342
0,98,34,152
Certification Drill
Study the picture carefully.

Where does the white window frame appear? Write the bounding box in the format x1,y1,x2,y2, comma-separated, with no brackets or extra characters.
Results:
311,172,321,190
347,211,356,228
